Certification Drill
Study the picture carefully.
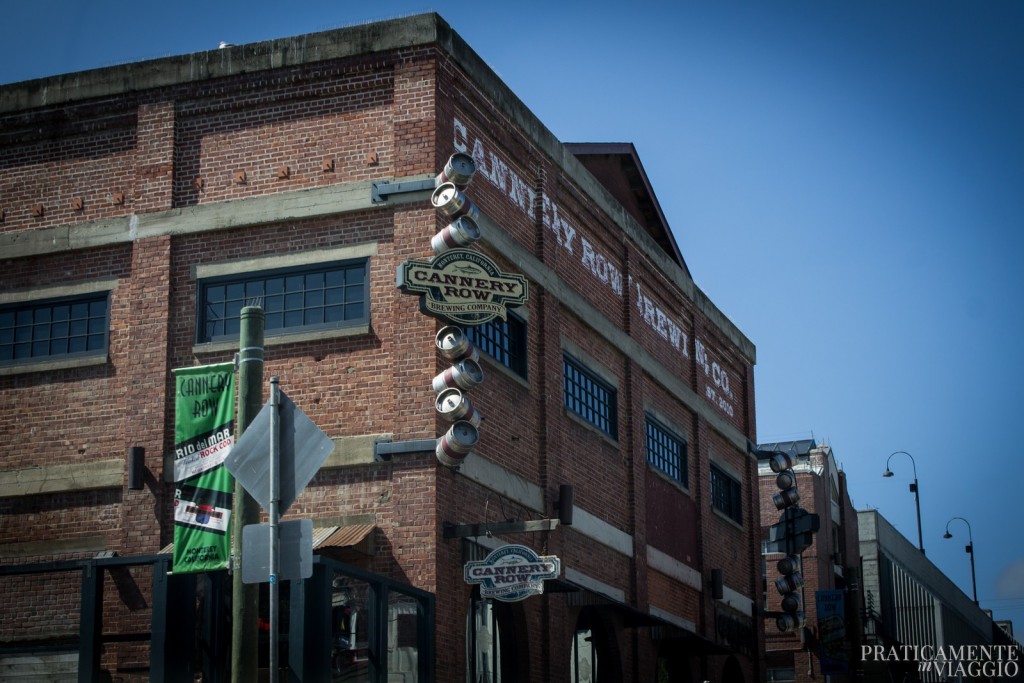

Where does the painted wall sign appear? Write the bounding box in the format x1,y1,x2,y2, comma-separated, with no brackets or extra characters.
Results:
696,338,737,419
464,544,561,602
453,118,691,362
397,247,528,326
453,116,742,421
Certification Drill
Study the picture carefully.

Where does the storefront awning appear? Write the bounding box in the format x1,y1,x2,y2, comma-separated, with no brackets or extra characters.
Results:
158,523,376,556
551,577,732,655
312,523,375,554
557,581,664,627
651,622,733,655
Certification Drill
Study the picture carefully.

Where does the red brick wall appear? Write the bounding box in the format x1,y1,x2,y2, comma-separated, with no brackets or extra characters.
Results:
0,101,138,232
0,246,133,563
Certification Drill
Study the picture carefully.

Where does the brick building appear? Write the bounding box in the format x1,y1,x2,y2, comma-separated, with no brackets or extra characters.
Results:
0,14,762,682
757,440,863,683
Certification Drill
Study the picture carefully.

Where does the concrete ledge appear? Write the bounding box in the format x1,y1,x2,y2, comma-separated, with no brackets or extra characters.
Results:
0,180,380,260
0,459,122,498
0,14,443,111
0,353,108,378
572,507,634,559
564,567,626,603
647,545,702,592
0,535,107,560
459,451,544,513
192,323,372,356
649,605,697,632
720,585,754,616
324,433,392,468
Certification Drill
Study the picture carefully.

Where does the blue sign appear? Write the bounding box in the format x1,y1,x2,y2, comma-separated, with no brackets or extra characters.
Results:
816,589,848,674
464,544,561,602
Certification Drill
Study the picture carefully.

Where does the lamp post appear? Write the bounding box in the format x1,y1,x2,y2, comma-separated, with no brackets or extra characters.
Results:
944,517,978,605
883,451,924,555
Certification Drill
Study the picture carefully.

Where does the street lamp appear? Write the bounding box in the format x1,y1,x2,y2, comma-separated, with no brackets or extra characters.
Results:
883,451,924,555
944,517,978,605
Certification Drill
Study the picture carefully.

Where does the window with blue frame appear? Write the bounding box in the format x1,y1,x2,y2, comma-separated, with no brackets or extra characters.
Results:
465,312,527,378
563,353,617,439
197,260,368,343
645,415,688,487
0,293,110,366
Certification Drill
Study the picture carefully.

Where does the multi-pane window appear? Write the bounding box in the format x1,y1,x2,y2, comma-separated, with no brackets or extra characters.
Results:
465,313,527,377
645,416,688,487
197,260,368,343
563,354,617,439
710,464,743,524
0,293,109,365
767,668,797,683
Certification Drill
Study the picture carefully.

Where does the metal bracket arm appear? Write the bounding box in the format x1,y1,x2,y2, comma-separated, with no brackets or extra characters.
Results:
371,178,437,203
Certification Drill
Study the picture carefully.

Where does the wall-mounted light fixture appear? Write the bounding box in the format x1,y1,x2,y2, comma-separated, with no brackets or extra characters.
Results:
127,446,145,490
711,568,724,600
556,484,575,526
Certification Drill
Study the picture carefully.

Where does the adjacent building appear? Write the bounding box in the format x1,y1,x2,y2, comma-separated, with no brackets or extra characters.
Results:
0,13,763,682
858,509,1020,683
757,440,863,683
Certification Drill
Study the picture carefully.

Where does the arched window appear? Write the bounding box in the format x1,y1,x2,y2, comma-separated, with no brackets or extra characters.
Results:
570,608,618,683
467,589,520,682
656,642,692,683
571,625,597,683
722,655,746,683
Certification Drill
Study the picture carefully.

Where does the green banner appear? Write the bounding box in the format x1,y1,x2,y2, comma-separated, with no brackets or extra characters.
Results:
172,362,236,574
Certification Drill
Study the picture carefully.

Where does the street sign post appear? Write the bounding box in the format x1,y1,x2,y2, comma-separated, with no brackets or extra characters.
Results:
241,519,313,584
224,388,335,514
224,378,334,683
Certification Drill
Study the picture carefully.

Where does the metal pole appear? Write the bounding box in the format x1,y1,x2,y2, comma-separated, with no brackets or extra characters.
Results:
884,452,925,554
945,517,977,605
912,478,924,555
968,543,978,604
269,376,281,683
232,306,264,683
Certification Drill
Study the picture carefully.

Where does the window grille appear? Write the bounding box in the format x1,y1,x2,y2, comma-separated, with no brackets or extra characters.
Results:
1,293,109,365
563,354,617,439
197,260,368,343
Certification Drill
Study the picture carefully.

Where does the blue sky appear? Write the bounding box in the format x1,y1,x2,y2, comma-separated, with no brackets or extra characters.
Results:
4,1,1023,633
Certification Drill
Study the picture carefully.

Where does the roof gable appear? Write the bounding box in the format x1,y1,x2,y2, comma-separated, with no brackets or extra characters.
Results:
565,142,689,277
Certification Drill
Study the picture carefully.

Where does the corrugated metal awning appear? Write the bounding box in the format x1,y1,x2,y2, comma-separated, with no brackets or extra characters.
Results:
314,524,375,553
158,523,376,556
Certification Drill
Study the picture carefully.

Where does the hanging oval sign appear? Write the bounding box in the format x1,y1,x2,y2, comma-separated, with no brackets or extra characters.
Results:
396,248,528,326
464,544,561,602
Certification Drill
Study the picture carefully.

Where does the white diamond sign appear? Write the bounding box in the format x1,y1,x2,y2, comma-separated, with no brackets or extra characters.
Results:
224,390,334,513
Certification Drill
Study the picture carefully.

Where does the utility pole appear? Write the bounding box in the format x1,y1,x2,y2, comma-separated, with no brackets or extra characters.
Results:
268,375,281,683
232,306,264,683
